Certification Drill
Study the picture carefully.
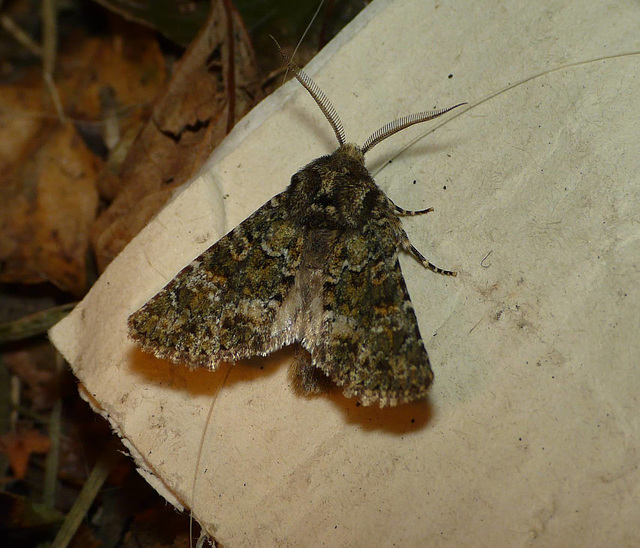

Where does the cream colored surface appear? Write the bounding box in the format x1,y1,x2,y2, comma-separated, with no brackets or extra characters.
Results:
50,0,640,545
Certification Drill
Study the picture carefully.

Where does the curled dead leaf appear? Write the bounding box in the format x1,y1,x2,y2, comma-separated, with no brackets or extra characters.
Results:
91,0,260,271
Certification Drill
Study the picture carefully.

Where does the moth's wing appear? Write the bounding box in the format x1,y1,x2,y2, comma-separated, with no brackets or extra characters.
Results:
128,193,304,369
305,223,433,407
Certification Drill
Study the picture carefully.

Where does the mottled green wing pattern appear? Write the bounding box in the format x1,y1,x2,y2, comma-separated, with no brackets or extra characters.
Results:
306,221,434,406
128,193,304,369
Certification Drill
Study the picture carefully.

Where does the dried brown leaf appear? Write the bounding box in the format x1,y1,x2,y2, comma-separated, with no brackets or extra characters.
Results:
0,428,51,480
55,31,166,182
0,91,100,294
0,29,165,295
91,0,260,271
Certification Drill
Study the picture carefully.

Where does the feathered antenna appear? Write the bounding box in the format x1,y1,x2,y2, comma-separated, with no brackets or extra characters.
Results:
271,36,346,146
361,104,467,154
272,36,465,154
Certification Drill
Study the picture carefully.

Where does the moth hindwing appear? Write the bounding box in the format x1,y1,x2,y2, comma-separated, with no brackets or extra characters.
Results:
128,47,464,406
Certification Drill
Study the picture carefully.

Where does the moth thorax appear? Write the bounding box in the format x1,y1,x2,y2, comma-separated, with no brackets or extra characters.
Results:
336,143,365,164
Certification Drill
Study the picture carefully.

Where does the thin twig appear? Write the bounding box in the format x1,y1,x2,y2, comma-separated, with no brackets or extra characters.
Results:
51,444,122,548
42,353,64,508
0,14,43,56
41,0,65,121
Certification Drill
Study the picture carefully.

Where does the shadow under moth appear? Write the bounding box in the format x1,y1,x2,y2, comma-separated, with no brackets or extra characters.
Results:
128,43,464,407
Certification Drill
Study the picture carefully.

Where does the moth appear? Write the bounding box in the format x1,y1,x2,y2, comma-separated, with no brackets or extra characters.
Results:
128,44,464,406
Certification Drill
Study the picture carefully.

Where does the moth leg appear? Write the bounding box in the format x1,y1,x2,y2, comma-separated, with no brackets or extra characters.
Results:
289,346,334,396
394,199,456,276
393,202,434,216
408,244,457,277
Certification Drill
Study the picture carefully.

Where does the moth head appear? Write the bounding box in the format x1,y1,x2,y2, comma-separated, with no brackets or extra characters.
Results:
272,36,466,156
